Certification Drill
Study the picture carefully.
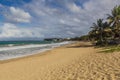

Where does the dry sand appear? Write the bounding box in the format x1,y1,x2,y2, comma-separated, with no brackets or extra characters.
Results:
0,42,120,80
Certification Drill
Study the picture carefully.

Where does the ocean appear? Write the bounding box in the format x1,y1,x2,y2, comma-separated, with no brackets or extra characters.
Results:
0,41,71,60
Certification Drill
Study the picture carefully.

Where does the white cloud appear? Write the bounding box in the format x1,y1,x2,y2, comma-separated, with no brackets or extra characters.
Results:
0,23,44,38
60,19,66,24
26,0,120,38
1,0,120,39
67,2,81,13
0,4,2,7
5,7,31,23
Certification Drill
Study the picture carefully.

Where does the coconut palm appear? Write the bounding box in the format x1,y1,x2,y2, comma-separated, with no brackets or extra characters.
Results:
89,19,112,45
89,19,104,44
107,5,120,27
107,5,120,39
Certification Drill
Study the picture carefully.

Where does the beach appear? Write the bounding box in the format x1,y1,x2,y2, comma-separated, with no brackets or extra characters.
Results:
0,42,120,80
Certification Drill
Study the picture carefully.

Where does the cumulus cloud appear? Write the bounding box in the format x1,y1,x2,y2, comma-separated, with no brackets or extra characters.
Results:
0,23,44,39
66,2,81,13
5,7,31,23
23,0,120,38
0,0,120,39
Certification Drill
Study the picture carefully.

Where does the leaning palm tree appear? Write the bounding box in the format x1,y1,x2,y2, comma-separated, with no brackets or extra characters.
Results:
89,19,112,45
107,5,120,39
89,19,105,45
107,5,120,27
102,22,114,45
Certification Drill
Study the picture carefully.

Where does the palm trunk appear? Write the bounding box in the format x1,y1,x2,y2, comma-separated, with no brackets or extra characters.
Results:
100,29,103,43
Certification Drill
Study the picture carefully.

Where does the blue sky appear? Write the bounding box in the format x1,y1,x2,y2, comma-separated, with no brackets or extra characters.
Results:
0,0,120,40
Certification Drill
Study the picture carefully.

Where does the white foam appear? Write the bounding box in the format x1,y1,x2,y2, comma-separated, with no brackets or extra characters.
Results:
0,41,71,51
0,41,72,60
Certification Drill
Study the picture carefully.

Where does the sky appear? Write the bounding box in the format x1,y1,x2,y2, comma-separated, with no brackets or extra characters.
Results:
0,0,120,40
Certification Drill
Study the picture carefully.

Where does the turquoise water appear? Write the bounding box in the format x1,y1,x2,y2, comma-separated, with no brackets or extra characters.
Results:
0,41,54,47
0,41,70,60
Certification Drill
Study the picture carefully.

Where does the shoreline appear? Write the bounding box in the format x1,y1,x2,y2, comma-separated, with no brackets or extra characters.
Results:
0,41,75,63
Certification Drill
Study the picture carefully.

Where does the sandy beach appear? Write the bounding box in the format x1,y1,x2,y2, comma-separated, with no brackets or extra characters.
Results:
0,42,120,80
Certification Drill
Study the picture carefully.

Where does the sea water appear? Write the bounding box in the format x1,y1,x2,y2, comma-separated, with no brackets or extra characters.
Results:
0,41,71,60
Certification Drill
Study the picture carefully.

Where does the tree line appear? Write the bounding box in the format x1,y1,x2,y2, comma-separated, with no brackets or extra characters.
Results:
88,5,120,46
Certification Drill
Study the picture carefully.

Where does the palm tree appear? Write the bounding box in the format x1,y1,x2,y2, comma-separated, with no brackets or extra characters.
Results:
90,19,104,44
102,22,114,44
89,19,112,45
107,5,120,39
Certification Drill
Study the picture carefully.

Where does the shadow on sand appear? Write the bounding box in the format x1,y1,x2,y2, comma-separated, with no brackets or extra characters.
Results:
66,44,94,48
